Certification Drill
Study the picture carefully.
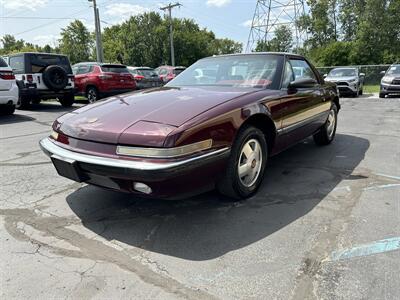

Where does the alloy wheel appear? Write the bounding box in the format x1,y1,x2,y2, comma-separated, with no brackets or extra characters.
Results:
237,138,263,187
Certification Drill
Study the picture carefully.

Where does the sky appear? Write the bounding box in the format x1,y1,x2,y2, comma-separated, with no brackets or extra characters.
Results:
0,0,266,50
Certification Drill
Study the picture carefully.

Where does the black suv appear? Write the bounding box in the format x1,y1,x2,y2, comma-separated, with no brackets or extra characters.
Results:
4,52,75,108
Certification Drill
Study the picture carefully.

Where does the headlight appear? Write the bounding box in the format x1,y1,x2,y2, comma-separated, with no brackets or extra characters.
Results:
381,77,393,84
116,139,213,158
348,78,357,83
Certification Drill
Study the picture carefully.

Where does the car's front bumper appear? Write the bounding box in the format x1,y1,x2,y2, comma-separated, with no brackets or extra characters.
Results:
336,83,358,94
380,83,400,94
40,137,230,199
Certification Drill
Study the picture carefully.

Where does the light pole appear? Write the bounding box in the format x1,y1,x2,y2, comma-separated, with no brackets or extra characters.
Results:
160,3,181,66
88,0,104,62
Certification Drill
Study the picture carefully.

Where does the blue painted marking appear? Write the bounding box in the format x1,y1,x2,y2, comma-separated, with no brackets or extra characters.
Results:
330,237,400,261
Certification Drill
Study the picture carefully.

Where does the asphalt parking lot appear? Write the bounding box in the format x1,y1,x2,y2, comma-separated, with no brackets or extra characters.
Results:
1,94,399,299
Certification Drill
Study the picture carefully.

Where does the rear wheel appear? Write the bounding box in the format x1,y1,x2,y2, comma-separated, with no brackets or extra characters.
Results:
217,125,267,200
86,87,99,103
313,104,338,146
59,93,74,107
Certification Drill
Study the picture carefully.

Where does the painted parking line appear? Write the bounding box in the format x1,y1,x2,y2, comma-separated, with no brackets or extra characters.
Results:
329,237,400,261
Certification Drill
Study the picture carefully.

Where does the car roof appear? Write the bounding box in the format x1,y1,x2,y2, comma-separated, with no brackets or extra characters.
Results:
128,66,153,69
8,52,68,57
73,62,126,67
207,52,305,59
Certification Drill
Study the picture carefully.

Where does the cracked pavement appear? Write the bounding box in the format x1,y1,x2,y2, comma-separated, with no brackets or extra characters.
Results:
1,96,399,299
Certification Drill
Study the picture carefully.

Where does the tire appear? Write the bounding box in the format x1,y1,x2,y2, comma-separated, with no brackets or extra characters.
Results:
31,98,41,104
59,93,75,107
16,96,30,109
313,103,338,146
379,92,386,98
42,65,68,91
86,86,100,103
359,88,363,95
217,125,268,200
1,105,15,115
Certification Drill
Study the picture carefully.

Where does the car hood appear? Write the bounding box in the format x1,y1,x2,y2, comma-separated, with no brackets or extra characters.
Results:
325,76,357,82
58,86,259,145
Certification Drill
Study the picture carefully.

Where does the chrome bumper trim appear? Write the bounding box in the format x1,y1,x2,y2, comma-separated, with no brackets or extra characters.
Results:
39,137,230,171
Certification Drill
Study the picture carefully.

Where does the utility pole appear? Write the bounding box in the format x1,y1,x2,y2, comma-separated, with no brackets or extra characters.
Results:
160,2,181,66
88,0,104,62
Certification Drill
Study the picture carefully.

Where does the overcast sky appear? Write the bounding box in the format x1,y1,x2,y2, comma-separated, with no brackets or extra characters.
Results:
0,0,267,49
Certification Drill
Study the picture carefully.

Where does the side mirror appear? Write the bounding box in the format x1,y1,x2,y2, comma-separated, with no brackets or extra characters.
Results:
380,71,386,75
288,78,318,90
323,74,327,78
360,73,365,77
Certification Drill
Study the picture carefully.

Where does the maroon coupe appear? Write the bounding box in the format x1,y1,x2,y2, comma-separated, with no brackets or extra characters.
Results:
40,53,339,200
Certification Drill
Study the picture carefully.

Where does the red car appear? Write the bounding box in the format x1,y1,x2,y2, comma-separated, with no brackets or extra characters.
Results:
72,62,136,102
155,65,186,83
40,53,339,200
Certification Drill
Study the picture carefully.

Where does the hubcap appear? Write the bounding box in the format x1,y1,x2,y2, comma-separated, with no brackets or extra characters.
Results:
88,89,97,103
326,109,336,138
237,139,262,187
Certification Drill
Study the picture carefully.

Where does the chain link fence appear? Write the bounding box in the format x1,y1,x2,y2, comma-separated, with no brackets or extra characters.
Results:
316,65,391,85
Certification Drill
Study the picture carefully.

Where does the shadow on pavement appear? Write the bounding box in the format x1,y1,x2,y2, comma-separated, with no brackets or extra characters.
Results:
66,134,369,261
0,114,35,124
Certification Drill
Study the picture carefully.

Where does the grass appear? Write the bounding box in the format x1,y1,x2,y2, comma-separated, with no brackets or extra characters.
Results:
363,85,380,94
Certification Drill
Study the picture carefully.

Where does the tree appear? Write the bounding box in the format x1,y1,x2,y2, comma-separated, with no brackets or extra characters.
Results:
254,25,293,52
210,38,242,55
59,20,93,64
0,34,25,54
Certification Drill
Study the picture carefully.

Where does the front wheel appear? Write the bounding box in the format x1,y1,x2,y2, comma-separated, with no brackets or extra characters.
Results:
313,104,338,146
217,126,267,200
379,92,386,98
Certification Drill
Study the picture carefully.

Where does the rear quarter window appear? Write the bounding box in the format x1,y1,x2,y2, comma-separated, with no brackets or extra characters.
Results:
0,57,8,67
9,55,25,74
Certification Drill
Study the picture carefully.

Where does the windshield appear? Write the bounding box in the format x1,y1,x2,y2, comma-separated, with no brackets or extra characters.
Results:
167,55,280,88
328,68,356,77
386,65,400,75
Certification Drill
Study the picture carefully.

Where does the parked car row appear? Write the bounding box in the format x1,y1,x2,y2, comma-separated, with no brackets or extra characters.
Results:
0,51,187,115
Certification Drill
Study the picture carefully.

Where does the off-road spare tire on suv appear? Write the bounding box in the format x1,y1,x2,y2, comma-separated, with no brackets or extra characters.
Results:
42,65,68,91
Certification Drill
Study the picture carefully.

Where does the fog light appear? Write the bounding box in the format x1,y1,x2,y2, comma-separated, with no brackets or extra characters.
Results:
133,182,152,194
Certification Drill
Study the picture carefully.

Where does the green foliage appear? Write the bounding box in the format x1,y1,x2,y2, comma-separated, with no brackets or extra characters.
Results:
303,0,400,66
58,20,94,64
0,34,57,55
255,25,293,52
102,12,242,67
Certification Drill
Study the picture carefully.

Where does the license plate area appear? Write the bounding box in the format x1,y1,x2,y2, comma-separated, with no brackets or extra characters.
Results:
51,155,88,182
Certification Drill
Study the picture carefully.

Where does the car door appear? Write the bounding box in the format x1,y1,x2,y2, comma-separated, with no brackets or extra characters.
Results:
279,56,330,144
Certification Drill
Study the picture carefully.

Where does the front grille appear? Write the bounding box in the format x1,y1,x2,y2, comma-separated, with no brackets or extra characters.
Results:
336,81,349,86
392,79,400,85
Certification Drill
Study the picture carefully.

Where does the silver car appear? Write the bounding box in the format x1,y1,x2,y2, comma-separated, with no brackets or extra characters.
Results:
324,67,365,97
380,64,400,98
